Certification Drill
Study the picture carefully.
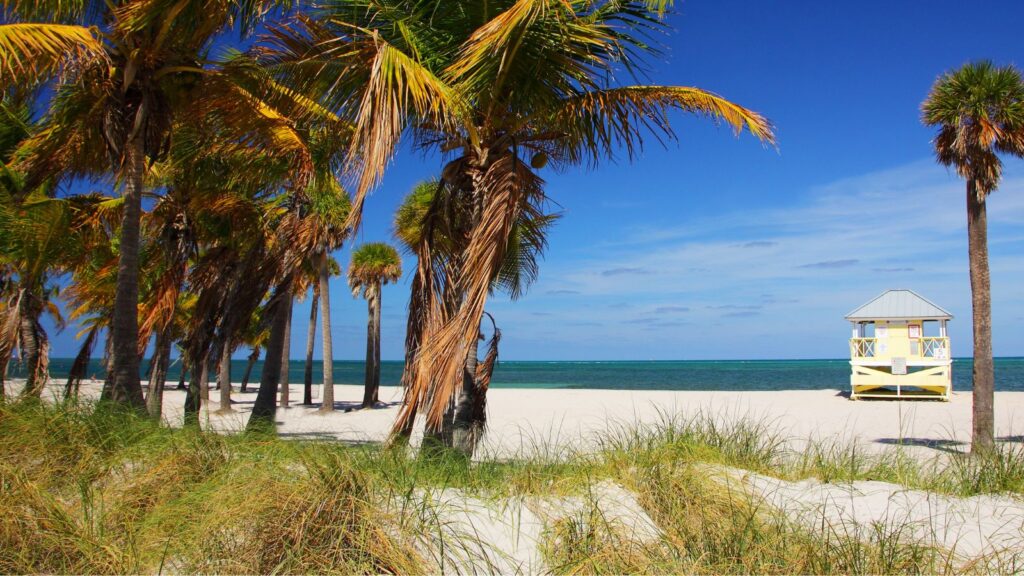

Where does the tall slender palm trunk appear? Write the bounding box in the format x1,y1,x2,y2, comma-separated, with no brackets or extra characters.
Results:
279,297,292,407
303,291,319,405
217,337,234,413
362,283,381,408
240,347,259,392
967,181,994,452
248,281,291,432
183,348,209,426
108,135,147,412
145,327,172,418
319,258,335,412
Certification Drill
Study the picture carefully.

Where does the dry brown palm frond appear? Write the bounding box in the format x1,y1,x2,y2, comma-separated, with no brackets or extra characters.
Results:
0,289,23,380
342,31,462,235
393,152,544,434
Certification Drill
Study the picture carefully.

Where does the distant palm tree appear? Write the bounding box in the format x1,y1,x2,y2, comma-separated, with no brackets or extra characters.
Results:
349,243,401,409
922,61,1024,452
921,61,1024,448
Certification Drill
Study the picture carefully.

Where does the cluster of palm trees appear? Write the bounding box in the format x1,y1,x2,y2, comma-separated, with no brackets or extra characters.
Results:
1,0,776,454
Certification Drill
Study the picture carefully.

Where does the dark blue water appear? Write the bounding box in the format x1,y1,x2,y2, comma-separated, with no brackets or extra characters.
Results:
21,357,1024,391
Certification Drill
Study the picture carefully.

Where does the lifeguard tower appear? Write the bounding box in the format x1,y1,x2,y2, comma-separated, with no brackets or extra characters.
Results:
846,289,953,400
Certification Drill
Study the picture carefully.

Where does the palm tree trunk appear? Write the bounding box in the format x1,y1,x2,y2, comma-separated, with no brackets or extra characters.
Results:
66,325,98,401
279,297,292,407
319,258,335,412
361,284,379,408
375,287,382,403
968,181,995,453
177,361,187,390
101,333,114,399
217,336,234,413
248,281,290,432
145,327,172,419
200,352,211,402
451,322,482,457
108,134,147,412
240,347,259,393
184,348,209,427
303,290,319,405
18,295,48,399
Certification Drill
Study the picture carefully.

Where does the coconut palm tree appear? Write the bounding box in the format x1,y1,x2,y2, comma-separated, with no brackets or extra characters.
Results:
0,190,75,397
349,243,401,409
263,0,774,439
0,0,306,412
394,179,554,453
922,61,1024,452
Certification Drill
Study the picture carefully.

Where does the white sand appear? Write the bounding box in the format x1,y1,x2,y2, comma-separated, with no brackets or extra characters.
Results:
45,381,1024,460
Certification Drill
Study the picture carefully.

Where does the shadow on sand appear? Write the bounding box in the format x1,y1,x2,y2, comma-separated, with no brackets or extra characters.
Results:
874,437,967,454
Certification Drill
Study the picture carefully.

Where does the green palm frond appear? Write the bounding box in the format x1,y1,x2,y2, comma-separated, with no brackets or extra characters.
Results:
348,242,402,297
922,61,1024,196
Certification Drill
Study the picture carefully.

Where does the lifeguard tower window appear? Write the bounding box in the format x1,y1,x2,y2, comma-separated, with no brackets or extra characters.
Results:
861,322,875,337
923,320,941,337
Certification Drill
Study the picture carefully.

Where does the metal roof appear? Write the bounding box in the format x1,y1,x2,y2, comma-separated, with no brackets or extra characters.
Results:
845,289,953,320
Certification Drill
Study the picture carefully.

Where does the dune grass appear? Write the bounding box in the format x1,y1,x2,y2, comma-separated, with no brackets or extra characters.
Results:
0,399,1019,574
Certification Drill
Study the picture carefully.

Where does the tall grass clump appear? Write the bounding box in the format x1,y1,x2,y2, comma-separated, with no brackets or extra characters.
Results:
0,399,422,574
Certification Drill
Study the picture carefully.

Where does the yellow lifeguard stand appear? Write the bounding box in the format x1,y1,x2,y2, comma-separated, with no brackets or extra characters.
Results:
846,289,953,400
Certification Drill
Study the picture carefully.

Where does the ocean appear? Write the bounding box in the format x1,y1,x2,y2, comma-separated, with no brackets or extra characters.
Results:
24,357,1024,392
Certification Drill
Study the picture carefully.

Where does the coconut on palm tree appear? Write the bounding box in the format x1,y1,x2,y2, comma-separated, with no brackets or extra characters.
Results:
349,243,401,409
922,61,1024,453
264,0,774,440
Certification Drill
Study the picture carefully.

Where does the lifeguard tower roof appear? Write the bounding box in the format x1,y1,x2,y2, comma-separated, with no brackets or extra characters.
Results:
845,289,953,321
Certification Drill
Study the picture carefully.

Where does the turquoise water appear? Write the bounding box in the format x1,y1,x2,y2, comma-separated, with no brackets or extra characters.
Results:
23,357,1024,391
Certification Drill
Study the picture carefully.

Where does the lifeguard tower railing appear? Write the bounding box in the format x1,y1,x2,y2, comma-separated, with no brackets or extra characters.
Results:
849,336,950,359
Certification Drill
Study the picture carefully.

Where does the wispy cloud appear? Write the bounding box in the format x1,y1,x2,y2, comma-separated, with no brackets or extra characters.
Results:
546,289,581,295
500,159,1024,358
655,305,690,313
601,267,650,277
798,259,859,269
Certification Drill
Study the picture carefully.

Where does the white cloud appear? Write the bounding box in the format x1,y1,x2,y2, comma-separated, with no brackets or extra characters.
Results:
505,159,1024,359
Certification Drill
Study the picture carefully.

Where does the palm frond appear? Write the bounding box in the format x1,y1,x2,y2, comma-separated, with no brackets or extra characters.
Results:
0,23,104,88
542,85,774,165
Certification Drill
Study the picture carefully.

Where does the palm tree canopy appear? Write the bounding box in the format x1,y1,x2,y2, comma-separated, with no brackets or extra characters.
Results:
263,0,773,221
348,242,402,296
922,61,1024,197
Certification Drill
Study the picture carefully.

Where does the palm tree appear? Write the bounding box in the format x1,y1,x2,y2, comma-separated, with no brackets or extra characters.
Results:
1,0,302,412
394,179,553,453
349,243,401,409
922,61,1024,452
264,0,774,440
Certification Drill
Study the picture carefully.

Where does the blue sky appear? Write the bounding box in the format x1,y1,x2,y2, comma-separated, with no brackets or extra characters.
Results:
45,0,1024,361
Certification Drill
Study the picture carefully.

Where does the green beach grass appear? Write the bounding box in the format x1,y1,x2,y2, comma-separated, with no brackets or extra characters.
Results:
1,399,1021,574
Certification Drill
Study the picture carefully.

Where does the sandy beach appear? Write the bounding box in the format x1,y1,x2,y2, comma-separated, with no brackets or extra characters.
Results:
53,381,1024,460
